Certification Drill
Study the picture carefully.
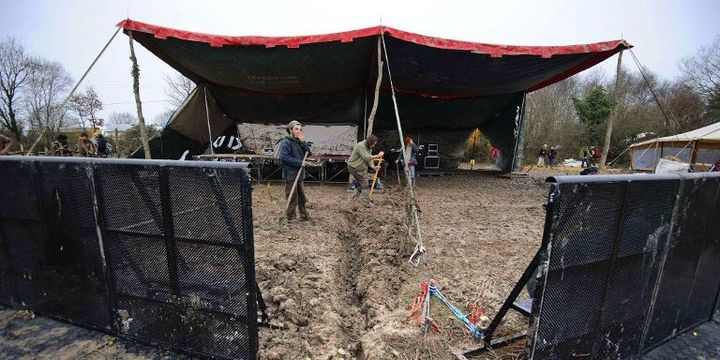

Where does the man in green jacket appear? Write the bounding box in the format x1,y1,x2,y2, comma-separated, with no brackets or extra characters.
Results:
347,134,384,203
579,146,591,168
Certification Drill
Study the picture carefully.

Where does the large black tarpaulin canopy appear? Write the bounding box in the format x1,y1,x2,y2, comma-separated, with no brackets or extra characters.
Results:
119,19,630,171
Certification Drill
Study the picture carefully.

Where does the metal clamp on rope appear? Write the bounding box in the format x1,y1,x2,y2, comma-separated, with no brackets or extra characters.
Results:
409,243,427,267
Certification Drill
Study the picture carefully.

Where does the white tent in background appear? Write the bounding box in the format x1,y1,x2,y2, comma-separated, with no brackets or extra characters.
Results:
629,121,720,171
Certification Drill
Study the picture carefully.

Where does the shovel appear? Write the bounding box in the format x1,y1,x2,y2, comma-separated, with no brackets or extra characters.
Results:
369,158,383,196
285,152,309,213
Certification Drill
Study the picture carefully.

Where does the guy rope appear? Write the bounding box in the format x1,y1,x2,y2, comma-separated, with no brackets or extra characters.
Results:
379,28,427,268
375,26,490,341
379,27,490,341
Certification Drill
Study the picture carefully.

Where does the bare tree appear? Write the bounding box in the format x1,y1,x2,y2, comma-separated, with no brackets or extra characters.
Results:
0,37,34,141
118,123,159,157
24,59,73,147
523,55,713,168
152,108,175,128
68,87,103,131
665,82,706,130
681,35,720,124
680,35,720,101
105,111,136,158
163,73,195,108
106,111,136,130
524,76,587,163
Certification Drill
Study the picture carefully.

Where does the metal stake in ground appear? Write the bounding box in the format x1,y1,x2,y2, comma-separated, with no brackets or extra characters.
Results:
395,160,401,185
285,152,310,213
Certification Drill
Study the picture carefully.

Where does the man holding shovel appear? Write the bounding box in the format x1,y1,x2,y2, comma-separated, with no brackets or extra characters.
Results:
278,120,312,222
347,134,384,204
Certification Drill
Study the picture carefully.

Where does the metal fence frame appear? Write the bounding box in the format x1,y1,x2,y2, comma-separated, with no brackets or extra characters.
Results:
527,172,720,359
0,156,258,359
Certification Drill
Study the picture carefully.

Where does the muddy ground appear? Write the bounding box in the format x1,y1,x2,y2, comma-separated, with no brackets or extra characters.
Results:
1,168,558,359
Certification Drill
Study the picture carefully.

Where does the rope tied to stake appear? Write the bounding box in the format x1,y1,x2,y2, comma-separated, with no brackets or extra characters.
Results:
407,197,427,266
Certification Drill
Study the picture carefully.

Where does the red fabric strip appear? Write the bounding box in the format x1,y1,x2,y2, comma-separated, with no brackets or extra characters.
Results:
117,19,631,57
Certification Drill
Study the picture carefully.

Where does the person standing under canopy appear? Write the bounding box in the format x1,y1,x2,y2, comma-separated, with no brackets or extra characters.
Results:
278,120,312,222
403,136,419,186
347,134,384,204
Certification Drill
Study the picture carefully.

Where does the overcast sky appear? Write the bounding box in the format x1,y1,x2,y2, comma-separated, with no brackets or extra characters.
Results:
1,0,719,129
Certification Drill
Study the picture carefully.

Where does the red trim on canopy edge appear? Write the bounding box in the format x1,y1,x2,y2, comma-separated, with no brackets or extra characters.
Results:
117,19,631,56
527,49,618,92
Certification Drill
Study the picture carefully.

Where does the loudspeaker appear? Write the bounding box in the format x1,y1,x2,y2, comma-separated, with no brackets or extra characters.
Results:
427,144,438,157
424,156,440,169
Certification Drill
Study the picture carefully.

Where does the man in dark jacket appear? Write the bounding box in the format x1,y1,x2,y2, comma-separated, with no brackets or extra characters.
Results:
278,120,312,221
95,133,110,158
547,146,557,168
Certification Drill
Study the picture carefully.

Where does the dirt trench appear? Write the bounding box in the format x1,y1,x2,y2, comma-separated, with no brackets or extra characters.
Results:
255,186,415,359
336,221,368,357
333,195,416,358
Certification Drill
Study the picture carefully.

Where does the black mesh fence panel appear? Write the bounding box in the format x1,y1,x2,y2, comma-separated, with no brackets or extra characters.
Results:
528,173,720,359
0,157,257,360
642,176,720,349
98,164,164,235
591,180,679,357
164,166,256,358
0,160,111,331
37,162,111,330
105,232,173,301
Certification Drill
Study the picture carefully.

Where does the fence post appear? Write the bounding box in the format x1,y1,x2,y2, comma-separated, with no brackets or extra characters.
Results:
206,167,259,353
89,163,120,333
639,179,686,351
590,182,629,338
158,167,185,343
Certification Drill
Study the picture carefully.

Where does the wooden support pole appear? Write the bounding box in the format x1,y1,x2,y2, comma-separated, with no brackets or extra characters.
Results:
114,128,120,158
366,37,383,138
601,49,624,168
128,31,152,159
